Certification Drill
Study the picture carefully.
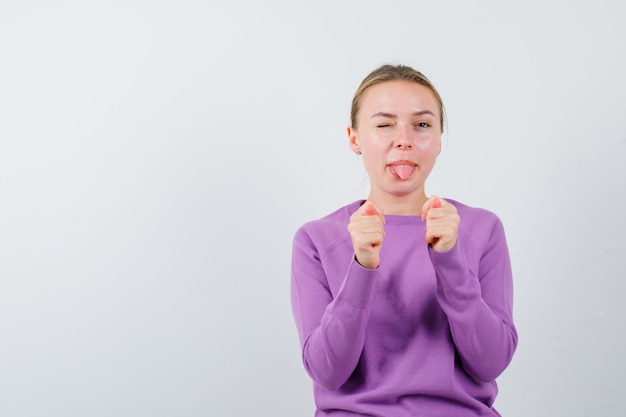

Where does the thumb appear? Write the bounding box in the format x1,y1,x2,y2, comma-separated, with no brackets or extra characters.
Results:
363,203,378,216
422,196,442,221
430,198,442,209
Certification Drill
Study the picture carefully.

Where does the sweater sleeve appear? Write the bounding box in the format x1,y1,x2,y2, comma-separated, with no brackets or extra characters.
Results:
428,216,518,383
290,227,377,390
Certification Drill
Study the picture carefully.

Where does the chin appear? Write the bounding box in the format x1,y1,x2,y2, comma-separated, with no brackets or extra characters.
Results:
387,185,421,197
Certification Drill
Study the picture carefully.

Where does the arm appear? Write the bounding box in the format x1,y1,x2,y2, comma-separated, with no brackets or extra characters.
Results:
290,227,377,390
429,217,518,382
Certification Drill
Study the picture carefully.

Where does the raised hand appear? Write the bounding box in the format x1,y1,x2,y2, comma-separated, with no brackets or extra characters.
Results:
347,202,385,269
421,196,460,252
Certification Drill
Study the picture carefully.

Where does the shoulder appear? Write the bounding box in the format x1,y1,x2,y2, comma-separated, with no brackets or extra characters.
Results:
293,200,364,253
448,198,501,224
447,198,506,245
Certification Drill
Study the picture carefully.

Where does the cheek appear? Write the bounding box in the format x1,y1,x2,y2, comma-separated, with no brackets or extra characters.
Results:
416,138,441,157
361,138,388,156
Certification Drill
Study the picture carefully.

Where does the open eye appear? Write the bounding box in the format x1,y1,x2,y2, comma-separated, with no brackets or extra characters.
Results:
415,122,431,128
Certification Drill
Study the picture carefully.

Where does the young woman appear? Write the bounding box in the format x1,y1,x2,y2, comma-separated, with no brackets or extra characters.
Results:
290,64,517,416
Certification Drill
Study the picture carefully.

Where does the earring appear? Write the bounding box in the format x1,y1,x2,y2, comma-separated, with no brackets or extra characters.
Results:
356,151,362,155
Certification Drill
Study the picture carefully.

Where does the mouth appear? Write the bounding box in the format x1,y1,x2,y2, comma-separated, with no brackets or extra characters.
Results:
388,161,417,180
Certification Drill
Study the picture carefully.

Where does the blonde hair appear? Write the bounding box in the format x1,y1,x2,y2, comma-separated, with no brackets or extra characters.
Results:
350,64,445,131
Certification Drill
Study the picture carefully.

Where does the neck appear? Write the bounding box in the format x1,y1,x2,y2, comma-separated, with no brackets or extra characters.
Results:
367,189,428,216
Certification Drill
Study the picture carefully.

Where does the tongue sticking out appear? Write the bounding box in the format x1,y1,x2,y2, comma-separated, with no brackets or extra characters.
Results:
389,164,416,180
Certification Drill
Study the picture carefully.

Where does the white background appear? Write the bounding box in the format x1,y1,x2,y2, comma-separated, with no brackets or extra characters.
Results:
1,1,625,416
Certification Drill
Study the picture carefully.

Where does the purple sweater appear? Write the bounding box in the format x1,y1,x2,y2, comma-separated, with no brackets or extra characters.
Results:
290,200,517,417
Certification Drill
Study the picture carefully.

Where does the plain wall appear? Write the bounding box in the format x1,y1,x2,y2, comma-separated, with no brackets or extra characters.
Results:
1,1,625,416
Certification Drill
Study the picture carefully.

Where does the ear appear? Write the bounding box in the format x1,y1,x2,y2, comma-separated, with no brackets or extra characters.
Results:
347,126,360,153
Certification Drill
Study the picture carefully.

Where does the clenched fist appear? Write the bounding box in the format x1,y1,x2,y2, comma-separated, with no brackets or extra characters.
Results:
347,202,385,269
421,196,460,252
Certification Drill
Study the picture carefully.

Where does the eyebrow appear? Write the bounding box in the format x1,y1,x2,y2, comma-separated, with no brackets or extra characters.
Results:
371,110,436,119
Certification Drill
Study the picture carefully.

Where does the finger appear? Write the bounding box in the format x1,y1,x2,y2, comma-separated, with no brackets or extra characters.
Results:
361,202,386,224
421,196,439,220
360,215,386,238
356,220,385,235
354,230,384,247
430,198,442,209
425,231,439,247
349,209,386,236
363,204,377,216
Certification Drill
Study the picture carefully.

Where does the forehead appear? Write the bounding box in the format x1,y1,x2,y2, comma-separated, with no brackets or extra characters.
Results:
360,80,439,116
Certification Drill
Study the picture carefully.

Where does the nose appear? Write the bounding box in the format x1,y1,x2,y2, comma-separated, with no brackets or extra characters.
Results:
395,126,413,150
